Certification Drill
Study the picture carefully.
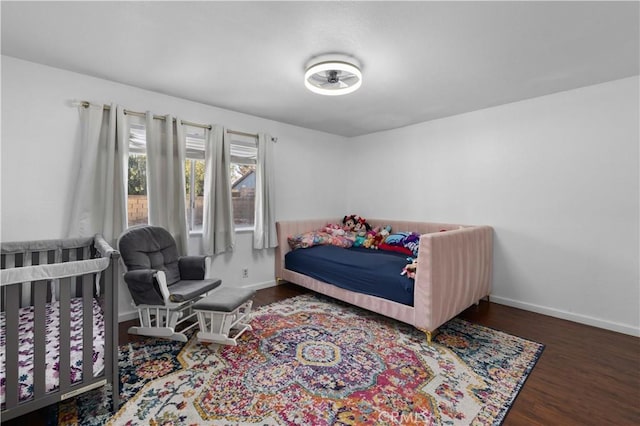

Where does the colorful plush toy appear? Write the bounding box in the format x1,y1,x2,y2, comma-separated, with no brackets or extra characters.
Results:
323,223,345,237
401,257,418,279
371,232,385,249
374,225,392,248
342,215,360,232
353,217,371,236
342,214,368,232
403,233,421,257
363,233,376,249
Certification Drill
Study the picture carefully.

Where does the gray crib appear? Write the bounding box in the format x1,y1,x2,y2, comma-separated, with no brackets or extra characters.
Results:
0,235,119,421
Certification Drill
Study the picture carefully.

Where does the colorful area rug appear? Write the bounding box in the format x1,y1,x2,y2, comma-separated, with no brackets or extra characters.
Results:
59,294,543,425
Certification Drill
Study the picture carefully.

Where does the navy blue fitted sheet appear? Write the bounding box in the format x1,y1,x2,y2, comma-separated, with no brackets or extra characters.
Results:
285,245,414,306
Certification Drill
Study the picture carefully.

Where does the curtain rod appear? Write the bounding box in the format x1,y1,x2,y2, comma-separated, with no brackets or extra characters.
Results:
77,101,271,140
78,101,212,130
226,129,258,139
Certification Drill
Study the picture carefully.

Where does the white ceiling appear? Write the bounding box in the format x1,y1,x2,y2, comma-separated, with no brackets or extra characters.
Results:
2,1,638,137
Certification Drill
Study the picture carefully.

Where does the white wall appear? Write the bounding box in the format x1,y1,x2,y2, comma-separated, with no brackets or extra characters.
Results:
1,56,348,319
347,76,640,336
3,56,638,335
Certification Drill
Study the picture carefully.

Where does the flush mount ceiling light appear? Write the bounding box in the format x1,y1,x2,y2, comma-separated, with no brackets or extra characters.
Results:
304,55,362,96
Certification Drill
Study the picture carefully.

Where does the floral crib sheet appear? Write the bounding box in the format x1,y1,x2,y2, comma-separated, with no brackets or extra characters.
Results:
0,297,105,406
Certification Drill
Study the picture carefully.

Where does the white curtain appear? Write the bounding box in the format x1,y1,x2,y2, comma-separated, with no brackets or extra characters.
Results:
67,103,127,244
253,133,277,249
145,113,189,255
202,125,235,254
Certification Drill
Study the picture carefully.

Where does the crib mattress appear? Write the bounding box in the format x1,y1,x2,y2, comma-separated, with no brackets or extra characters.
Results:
0,297,105,406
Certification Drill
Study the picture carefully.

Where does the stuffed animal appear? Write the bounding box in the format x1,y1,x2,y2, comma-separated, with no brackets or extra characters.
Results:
342,215,360,232
403,233,421,257
323,223,345,237
401,257,418,279
353,217,371,236
372,232,385,249
363,233,376,249
373,225,392,248
353,235,366,247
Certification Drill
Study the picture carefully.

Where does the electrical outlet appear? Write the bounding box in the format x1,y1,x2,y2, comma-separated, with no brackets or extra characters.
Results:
242,268,249,279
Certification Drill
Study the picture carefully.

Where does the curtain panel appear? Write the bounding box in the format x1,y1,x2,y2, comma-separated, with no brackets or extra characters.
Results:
202,125,235,255
145,113,189,255
67,103,127,245
253,133,277,249
68,101,271,257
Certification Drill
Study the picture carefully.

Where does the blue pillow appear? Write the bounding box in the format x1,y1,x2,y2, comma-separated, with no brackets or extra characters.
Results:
385,232,410,245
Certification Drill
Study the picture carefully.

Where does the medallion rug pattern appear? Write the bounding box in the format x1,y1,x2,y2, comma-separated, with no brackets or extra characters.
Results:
59,295,543,425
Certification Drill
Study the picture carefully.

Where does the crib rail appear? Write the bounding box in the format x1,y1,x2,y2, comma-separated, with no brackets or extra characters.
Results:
2,236,96,307
0,235,119,421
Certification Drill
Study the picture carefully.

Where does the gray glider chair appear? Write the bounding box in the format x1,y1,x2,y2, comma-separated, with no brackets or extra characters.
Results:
118,225,221,342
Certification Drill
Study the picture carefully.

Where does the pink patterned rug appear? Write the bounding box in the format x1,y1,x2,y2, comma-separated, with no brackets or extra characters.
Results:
105,294,543,425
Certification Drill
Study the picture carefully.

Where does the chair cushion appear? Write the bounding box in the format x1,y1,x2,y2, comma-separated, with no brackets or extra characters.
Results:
192,287,256,312
178,256,207,280
119,226,181,285
124,269,164,306
169,278,222,303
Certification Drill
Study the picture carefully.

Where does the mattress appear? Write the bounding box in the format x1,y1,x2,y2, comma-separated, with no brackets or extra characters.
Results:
285,245,415,305
0,297,105,406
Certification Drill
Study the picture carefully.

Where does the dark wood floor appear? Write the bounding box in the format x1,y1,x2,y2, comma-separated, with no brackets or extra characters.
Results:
5,282,640,425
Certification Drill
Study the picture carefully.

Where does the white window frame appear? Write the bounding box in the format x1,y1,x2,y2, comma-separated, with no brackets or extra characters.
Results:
126,120,149,228
126,121,259,235
184,127,206,234
229,134,258,232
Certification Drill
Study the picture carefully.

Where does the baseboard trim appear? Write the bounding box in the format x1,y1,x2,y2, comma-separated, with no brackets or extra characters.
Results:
490,295,640,337
241,280,277,291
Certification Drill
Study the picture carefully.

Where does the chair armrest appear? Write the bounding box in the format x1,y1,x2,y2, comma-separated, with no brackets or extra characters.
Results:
123,269,167,306
123,269,156,285
178,256,207,280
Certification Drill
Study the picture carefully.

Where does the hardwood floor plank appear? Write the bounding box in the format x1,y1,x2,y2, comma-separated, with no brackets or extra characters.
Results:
457,297,640,426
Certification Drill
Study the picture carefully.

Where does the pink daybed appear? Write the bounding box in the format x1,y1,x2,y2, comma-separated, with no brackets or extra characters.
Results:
275,218,493,342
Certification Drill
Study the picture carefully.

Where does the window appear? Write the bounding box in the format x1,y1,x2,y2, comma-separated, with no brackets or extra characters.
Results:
229,134,258,228
184,127,205,232
127,123,149,226
125,121,257,232
126,122,205,232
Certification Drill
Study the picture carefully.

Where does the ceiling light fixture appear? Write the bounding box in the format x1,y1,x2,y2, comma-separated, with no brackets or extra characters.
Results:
304,55,362,96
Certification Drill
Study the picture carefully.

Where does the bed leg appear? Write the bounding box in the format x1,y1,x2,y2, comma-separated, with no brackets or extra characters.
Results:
418,328,437,345
476,295,491,306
